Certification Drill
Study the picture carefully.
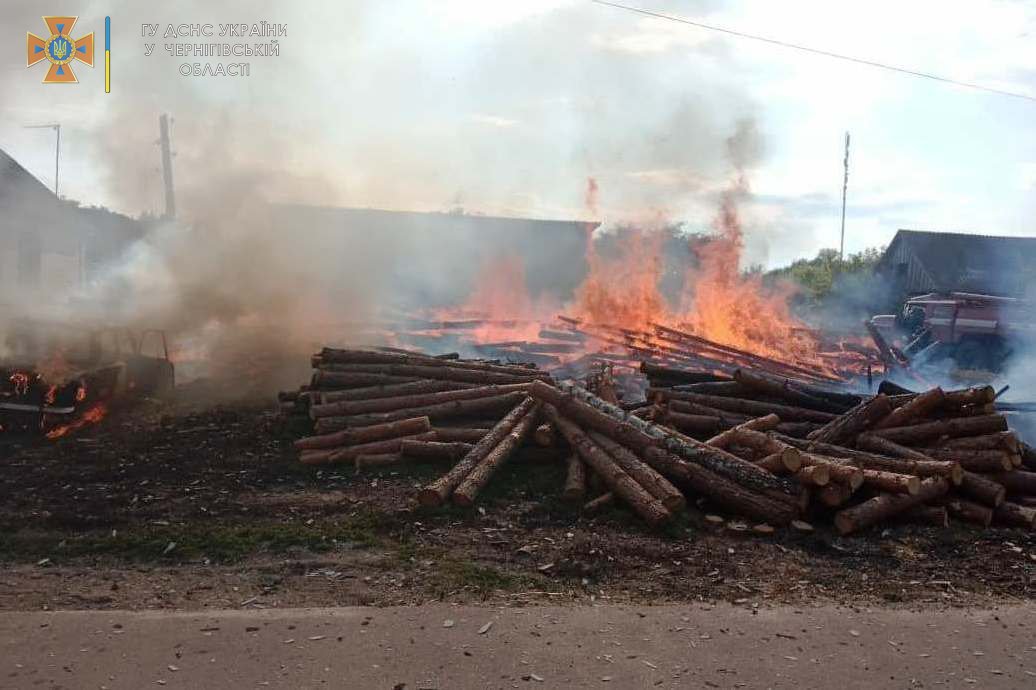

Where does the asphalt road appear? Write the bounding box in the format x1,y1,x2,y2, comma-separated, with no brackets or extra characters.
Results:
3,603,1036,689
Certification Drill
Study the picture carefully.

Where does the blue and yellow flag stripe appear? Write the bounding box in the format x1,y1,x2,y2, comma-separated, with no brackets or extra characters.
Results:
104,16,110,92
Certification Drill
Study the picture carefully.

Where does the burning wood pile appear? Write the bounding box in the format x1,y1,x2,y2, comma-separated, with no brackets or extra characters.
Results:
280,347,1036,535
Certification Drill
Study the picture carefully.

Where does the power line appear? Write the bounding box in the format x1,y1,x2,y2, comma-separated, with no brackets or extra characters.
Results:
591,0,1036,103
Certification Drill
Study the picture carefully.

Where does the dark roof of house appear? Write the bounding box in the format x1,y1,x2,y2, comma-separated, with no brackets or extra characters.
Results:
0,147,56,204
877,229,1036,296
0,148,144,257
274,203,598,231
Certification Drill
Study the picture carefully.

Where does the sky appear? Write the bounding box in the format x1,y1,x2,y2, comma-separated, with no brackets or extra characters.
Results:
1,0,1034,268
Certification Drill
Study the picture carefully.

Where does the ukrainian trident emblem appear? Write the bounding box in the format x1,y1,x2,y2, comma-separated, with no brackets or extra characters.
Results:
27,16,94,83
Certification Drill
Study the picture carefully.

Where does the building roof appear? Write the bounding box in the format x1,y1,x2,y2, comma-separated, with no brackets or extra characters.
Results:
877,229,1036,297
0,147,144,258
270,204,597,306
0,147,57,205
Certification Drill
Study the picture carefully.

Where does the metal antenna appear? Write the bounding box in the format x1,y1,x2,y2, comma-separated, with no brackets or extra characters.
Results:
23,123,61,197
839,132,850,262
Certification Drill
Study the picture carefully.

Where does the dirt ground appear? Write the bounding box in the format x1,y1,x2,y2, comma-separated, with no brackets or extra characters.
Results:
2,384,1035,612
6,603,1036,689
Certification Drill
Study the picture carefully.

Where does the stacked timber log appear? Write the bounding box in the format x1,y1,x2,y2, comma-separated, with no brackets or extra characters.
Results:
281,348,1036,536
280,347,549,470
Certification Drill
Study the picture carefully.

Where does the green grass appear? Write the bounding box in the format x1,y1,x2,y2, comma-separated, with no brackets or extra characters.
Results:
390,537,537,598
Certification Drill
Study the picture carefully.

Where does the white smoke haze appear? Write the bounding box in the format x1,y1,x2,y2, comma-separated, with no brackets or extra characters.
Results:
0,0,776,397
4,1,1033,405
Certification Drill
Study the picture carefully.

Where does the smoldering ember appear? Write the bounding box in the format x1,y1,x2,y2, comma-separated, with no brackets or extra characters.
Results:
3,3,1036,686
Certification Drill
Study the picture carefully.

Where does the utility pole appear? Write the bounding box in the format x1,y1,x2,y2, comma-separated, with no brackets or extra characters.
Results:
839,131,850,262
23,123,61,197
158,114,176,219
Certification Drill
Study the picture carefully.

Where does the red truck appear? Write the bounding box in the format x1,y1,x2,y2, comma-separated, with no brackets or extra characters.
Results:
868,292,1036,372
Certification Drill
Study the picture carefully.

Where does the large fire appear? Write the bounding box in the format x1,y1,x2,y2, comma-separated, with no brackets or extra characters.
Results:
409,175,874,381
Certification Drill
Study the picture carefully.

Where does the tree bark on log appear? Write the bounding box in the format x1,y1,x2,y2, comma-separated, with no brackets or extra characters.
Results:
310,383,531,418
716,428,802,473
922,448,1013,472
807,394,893,445
947,499,993,526
432,427,490,443
799,454,864,489
834,478,950,535
732,369,849,413
927,432,1020,453
321,379,477,403
984,470,1036,496
354,453,402,470
874,388,945,429
796,465,830,487
533,423,556,447
779,435,962,484
861,469,920,495
584,491,615,513
659,410,724,436
958,471,1006,507
774,421,823,438
640,361,733,384
400,440,474,460
816,481,855,507
890,385,995,408
311,372,420,390
294,416,431,451
301,431,438,465
417,396,537,507
563,454,587,502
452,404,541,507
666,381,751,396
993,501,1036,529
646,446,801,522
318,347,549,378
653,389,837,423
316,363,544,386
900,505,949,527
943,385,996,408
314,391,528,432
866,414,1008,444
531,381,800,499
636,443,803,520
668,399,750,425
757,452,791,474
543,406,672,526
856,433,942,461
705,414,781,449
588,431,687,512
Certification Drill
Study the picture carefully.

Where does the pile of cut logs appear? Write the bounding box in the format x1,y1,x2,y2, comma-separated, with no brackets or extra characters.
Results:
280,348,1036,535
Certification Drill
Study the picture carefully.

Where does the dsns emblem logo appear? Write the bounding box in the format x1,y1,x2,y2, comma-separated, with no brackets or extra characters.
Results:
27,16,94,83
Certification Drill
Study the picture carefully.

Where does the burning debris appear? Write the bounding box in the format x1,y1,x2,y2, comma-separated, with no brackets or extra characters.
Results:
282,346,1036,536
0,321,175,439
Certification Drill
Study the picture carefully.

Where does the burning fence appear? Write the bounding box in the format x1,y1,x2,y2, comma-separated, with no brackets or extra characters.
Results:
281,347,1036,535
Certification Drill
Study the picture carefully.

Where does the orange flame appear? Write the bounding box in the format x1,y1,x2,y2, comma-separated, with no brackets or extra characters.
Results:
45,403,107,440
9,372,30,396
423,176,872,378
432,255,557,343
